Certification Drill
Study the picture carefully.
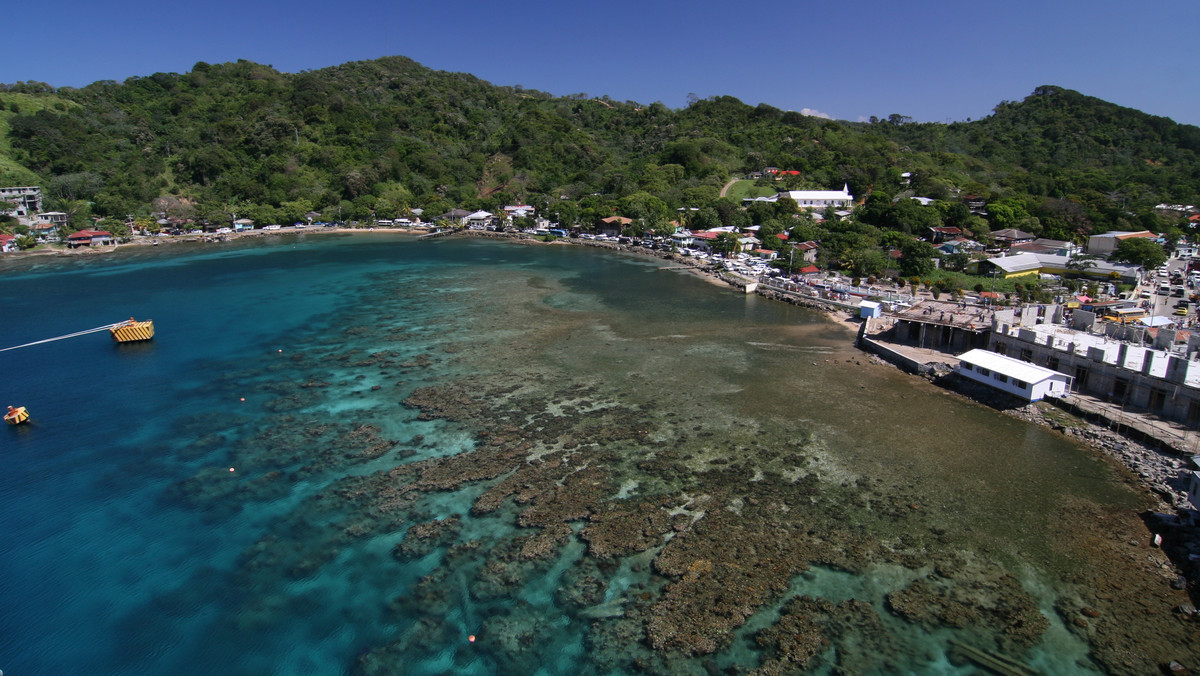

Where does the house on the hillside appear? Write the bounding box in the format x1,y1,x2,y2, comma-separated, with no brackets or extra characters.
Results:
0,186,42,221
0,233,16,252
1086,230,1157,256
777,185,854,211
791,240,819,264
964,195,988,213
938,238,983,256
929,226,962,243
990,229,1036,249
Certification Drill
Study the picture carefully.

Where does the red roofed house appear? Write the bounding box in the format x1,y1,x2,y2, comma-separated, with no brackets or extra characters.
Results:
928,226,962,243
0,233,16,252
797,265,820,275
686,230,719,253
67,230,114,248
791,240,819,264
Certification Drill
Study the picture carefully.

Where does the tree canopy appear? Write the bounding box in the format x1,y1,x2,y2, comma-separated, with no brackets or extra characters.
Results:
1110,237,1168,270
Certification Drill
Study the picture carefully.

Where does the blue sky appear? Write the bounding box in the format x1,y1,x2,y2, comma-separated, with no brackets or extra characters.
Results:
7,0,1199,126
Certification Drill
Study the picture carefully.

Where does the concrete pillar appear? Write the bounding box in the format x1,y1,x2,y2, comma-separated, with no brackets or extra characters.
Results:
1142,352,1159,377
1167,355,1189,384
1155,328,1177,351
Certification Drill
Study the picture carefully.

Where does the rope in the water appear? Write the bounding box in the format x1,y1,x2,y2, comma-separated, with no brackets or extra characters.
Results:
0,322,125,352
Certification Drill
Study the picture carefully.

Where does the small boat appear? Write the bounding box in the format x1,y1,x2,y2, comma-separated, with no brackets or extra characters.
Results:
110,318,155,343
4,406,30,425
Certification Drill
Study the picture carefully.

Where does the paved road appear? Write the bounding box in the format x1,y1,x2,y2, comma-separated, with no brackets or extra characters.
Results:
1137,256,1194,324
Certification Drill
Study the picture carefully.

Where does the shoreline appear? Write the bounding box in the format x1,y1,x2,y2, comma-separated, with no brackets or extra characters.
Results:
4,226,1182,499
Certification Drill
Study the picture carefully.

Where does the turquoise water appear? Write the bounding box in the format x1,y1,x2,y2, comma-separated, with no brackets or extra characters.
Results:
1,235,494,674
0,235,1155,674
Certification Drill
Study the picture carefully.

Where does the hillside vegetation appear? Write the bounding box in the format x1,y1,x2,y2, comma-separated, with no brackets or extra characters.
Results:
0,90,78,185
2,59,1197,263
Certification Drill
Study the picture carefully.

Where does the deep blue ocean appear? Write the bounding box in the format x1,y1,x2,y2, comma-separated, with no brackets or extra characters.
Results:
0,234,1159,674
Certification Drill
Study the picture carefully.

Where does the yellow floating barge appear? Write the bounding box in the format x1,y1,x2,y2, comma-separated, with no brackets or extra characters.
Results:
5,405,30,425
110,318,155,343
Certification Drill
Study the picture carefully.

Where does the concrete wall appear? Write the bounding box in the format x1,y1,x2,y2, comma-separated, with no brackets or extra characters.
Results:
892,320,990,353
858,322,948,376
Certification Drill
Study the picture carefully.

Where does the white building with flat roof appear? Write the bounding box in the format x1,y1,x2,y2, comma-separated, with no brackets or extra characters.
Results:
956,348,1073,402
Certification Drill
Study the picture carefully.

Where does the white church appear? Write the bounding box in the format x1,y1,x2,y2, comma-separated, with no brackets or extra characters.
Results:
743,184,855,211
778,184,854,210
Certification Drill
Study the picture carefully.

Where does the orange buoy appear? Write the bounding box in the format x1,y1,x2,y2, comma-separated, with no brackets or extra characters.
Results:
468,635,476,643
4,405,30,425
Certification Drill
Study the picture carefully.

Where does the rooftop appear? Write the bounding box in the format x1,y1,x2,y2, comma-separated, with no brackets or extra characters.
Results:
958,348,1067,385
894,299,997,331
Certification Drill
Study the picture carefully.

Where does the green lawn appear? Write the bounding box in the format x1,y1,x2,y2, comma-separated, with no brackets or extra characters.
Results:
724,179,777,202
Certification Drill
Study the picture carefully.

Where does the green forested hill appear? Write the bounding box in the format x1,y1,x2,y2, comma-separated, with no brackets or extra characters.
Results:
1,59,1197,248
862,86,1200,235
0,89,78,185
